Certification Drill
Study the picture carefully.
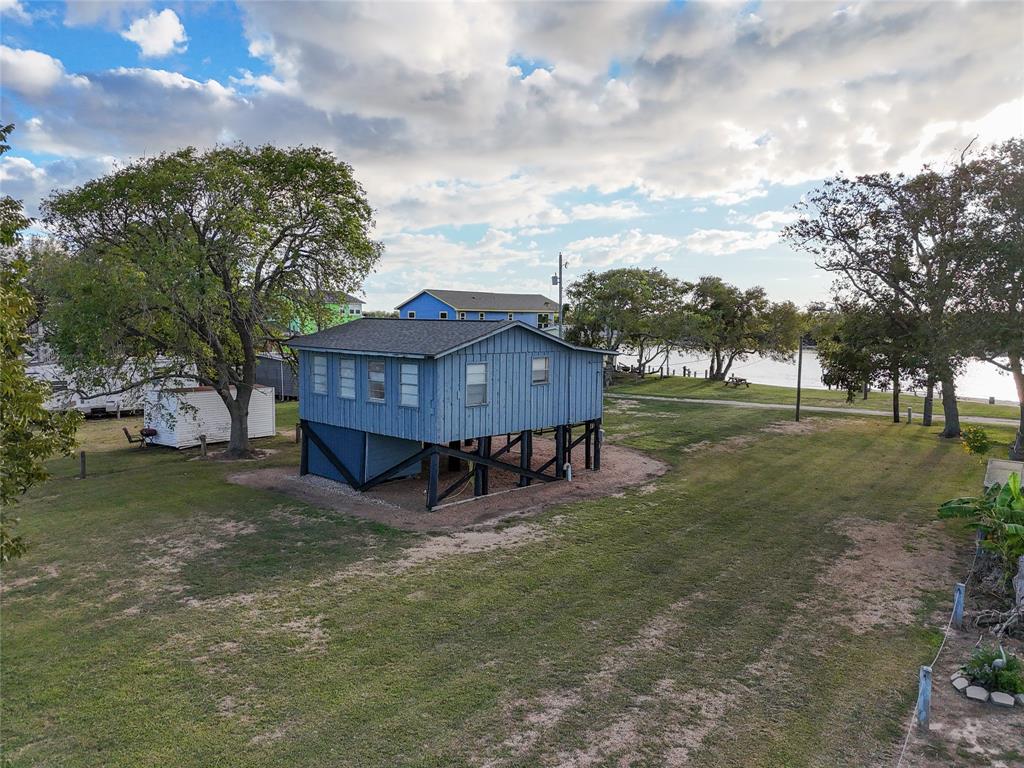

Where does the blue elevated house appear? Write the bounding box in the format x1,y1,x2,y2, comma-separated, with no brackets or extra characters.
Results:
288,318,608,508
396,289,560,328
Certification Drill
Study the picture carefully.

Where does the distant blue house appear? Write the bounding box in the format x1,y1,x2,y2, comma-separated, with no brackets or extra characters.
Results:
288,318,608,508
396,289,560,328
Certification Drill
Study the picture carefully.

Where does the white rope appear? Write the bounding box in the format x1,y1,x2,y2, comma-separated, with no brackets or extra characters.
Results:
894,543,981,767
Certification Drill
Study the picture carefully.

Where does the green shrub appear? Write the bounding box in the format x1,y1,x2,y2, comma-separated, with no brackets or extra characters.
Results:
960,645,1024,694
961,425,992,456
939,472,1024,586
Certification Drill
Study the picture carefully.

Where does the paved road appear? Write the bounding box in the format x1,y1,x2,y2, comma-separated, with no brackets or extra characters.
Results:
606,392,1021,427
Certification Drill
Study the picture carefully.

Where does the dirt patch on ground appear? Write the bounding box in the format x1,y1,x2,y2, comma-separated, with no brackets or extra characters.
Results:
227,443,666,533
823,517,956,633
681,418,832,455
0,563,60,593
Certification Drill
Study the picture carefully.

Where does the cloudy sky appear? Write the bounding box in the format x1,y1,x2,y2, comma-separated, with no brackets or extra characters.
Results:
2,1,1021,310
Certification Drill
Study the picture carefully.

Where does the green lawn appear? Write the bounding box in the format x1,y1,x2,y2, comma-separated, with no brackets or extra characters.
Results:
1,401,1013,767
610,375,1021,421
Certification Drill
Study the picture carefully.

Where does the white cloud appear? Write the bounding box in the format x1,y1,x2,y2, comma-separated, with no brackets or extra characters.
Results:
684,229,779,256
0,46,87,96
0,0,31,23
747,210,801,230
564,229,680,267
570,201,645,221
121,9,188,57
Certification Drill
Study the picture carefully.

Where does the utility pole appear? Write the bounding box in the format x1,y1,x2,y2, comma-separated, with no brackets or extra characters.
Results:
551,251,564,338
795,335,804,422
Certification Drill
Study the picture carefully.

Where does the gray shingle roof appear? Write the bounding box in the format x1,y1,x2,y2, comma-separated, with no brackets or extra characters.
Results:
287,318,517,357
401,289,557,312
287,318,612,357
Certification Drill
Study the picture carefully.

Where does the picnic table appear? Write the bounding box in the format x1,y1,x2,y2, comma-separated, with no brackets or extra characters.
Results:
723,375,750,388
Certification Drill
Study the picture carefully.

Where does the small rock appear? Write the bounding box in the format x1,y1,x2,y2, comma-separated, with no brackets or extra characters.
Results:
1016,693,1024,706
950,669,965,681
966,686,989,702
951,677,970,692
990,691,1015,707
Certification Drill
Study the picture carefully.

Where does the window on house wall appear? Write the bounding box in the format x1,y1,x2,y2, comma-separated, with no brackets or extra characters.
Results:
368,359,386,401
538,313,551,328
338,357,355,399
400,363,419,407
478,312,485,320
532,356,550,385
466,362,488,406
507,312,514,321
458,311,467,320
408,310,416,319
312,355,328,394
439,311,449,319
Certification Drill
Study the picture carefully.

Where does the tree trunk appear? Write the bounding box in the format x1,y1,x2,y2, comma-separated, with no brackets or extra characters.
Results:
222,383,253,458
720,354,737,380
1010,355,1024,461
939,373,961,438
862,381,869,400
923,381,934,427
891,366,901,423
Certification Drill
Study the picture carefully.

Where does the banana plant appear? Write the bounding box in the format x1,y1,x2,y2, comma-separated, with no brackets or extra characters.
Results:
939,472,1024,586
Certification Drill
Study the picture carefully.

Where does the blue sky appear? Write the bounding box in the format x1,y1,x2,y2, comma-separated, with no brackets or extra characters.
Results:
2,1,1021,310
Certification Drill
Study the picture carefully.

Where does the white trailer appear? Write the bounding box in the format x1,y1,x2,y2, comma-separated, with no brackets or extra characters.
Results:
144,386,276,449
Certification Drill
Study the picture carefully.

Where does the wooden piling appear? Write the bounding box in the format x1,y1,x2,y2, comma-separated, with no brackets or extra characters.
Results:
916,666,932,731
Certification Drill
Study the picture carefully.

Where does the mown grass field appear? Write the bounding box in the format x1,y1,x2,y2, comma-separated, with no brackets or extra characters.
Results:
2,400,1015,767
610,375,1021,421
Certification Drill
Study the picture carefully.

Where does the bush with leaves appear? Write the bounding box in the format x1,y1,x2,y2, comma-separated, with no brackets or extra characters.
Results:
961,425,992,456
959,645,1024,694
939,472,1024,587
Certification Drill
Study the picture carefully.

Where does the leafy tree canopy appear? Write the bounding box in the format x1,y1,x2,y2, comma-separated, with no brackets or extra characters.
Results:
37,143,383,456
0,124,80,561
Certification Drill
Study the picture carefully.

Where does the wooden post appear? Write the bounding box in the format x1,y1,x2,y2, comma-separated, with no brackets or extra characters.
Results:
199,434,207,457
593,419,602,471
584,421,592,469
916,665,932,731
907,407,913,424
565,425,572,464
518,430,530,487
473,436,490,496
294,422,301,444
447,440,461,472
952,582,966,629
427,450,439,509
78,450,86,479
555,425,565,479
299,422,309,476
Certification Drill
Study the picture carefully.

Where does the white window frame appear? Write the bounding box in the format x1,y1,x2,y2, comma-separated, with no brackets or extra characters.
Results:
531,356,550,385
407,310,416,319
538,313,550,328
439,311,449,319
367,359,386,402
458,311,467,320
312,354,328,395
478,312,486,320
338,357,356,399
466,362,488,406
400,363,419,408
507,312,514,321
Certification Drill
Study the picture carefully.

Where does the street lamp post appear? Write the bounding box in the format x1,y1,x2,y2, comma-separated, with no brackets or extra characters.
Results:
795,335,804,422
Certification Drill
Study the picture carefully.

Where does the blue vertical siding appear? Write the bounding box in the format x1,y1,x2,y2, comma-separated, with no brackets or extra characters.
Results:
433,326,603,442
397,293,457,319
299,351,439,442
298,326,604,444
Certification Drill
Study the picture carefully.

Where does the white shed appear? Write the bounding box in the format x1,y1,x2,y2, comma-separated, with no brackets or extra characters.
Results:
144,386,276,449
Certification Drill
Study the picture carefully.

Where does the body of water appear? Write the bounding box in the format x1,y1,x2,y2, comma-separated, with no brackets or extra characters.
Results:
621,349,1019,404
